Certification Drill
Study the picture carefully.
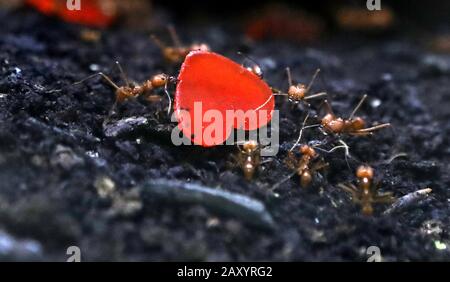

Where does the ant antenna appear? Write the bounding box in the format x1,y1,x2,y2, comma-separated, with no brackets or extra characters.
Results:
270,171,297,192
115,61,130,87
73,72,119,90
150,34,167,50
303,91,328,100
286,67,293,86
349,94,368,119
237,51,263,76
168,25,182,48
321,99,334,115
305,68,321,93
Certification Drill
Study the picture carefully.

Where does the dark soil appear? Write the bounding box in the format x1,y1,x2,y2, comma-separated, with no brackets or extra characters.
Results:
0,6,449,261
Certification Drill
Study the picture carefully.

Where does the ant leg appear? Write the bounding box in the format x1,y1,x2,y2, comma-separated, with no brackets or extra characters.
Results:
305,68,321,93
269,171,296,192
168,24,183,47
320,99,335,115
349,94,368,119
311,161,329,172
338,183,360,201
150,34,167,51
286,67,293,87
304,92,328,100
73,72,120,90
115,61,131,87
355,123,391,134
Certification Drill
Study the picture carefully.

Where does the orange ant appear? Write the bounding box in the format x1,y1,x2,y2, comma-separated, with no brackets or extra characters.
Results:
284,144,328,188
255,67,327,111
272,67,327,105
339,165,395,216
320,94,391,136
236,140,261,181
271,114,328,190
151,25,210,64
74,62,175,115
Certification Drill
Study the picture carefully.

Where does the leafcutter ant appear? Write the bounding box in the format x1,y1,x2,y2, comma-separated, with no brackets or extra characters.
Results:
272,67,327,106
320,94,391,136
151,25,210,64
74,62,176,115
339,165,395,215
235,140,261,181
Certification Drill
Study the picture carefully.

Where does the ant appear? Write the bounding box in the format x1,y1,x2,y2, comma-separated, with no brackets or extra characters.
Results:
254,67,327,112
271,114,328,190
320,94,391,136
272,67,327,106
236,140,261,181
339,165,395,216
151,25,210,64
74,62,176,115
285,144,329,188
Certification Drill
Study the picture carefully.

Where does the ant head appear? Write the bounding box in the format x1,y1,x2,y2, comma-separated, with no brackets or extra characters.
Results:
356,165,374,180
151,74,169,88
300,145,316,157
350,116,365,130
322,114,344,133
288,84,306,100
243,140,259,152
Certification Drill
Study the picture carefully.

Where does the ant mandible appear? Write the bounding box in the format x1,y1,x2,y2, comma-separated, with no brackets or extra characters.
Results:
339,165,395,215
151,25,210,64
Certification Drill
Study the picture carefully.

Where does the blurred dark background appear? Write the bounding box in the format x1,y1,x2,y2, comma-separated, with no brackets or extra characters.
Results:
155,0,449,29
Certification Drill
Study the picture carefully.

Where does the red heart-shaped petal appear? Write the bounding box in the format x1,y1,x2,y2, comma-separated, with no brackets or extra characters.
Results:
174,51,275,147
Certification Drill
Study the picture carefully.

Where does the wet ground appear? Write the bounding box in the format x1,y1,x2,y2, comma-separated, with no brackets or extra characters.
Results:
0,6,449,261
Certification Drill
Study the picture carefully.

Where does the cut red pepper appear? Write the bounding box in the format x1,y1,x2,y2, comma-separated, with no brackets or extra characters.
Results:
26,0,116,28
175,51,275,147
